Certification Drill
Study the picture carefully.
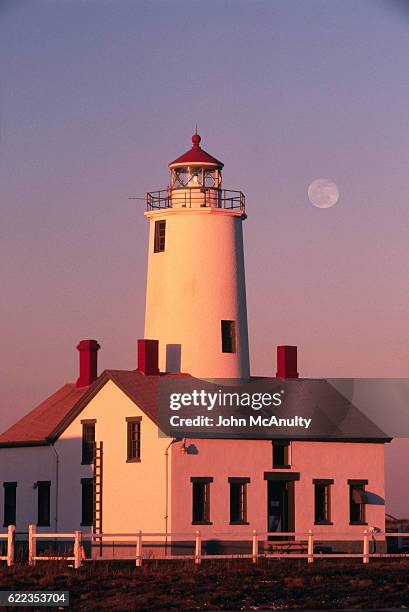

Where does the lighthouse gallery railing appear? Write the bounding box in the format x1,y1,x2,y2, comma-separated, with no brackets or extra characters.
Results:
146,187,245,212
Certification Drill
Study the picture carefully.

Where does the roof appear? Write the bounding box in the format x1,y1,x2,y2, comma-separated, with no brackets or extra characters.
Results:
0,372,391,447
0,384,89,447
169,133,224,169
0,370,191,448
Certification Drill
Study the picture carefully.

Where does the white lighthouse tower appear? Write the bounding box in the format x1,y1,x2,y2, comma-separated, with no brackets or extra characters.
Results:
144,132,250,380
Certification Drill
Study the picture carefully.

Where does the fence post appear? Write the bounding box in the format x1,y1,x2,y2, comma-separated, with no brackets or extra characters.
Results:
307,529,314,563
252,530,258,563
74,531,82,569
135,530,142,567
7,525,15,567
195,531,201,565
28,524,36,567
363,530,369,564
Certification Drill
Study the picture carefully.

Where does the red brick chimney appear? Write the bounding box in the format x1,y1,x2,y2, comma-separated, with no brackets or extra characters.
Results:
276,345,299,378
137,339,159,375
76,339,101,388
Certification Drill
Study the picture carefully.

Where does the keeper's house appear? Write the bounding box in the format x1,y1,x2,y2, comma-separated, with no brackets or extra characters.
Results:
0,133,389,554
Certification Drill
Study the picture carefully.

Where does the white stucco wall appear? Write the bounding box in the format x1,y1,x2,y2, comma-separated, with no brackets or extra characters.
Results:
171,438,386,541
55,380,171,534
0,446,55,532
0,380,172,536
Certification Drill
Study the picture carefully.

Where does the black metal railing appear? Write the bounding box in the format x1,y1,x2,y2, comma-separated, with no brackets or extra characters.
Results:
146,187,245,213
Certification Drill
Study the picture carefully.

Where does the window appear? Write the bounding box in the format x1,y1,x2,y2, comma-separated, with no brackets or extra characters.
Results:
171,168,194,189
191,477,212,524
313,479,333,524
203,169,219,188
229,477,249,524
3,482,17,527
272,441,290,468
349,480,367,524
37,481,51,527
81,478,94,526
154,220,166,253
221,320,236,353
126,417,141,462
82,420,96,464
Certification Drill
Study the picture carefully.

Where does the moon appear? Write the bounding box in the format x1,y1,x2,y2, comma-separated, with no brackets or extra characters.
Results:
308,178,339,209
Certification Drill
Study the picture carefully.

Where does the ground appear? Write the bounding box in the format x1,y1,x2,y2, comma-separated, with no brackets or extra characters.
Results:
1,559,409,610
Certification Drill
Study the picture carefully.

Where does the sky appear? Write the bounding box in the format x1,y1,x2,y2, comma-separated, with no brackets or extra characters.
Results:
0,1,408,511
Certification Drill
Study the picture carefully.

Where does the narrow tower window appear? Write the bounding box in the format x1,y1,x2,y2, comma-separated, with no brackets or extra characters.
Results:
221,320,236,353
154,220,166,253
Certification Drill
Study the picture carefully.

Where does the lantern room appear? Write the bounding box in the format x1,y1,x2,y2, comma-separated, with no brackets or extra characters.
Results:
168,132,223,190
146,132,245,214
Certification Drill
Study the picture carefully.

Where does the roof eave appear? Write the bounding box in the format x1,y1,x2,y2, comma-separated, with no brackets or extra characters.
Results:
168,160,224,169
0,440,50,449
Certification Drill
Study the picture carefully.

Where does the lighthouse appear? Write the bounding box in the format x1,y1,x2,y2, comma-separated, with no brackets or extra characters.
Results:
144,133,250,380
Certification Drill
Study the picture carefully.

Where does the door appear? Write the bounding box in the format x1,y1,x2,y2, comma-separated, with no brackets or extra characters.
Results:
267,480,294,540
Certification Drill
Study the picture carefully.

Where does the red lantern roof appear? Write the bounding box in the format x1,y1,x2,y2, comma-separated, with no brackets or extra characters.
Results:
169,133,224,169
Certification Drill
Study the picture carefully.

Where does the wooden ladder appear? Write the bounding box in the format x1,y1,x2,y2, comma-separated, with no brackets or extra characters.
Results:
93,441,103,553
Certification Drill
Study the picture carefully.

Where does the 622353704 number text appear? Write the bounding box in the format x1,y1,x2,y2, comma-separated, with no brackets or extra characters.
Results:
0,591,69,607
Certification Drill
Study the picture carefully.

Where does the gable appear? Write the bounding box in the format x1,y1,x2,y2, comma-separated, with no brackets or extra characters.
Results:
59,379,159,441
0,370,190,448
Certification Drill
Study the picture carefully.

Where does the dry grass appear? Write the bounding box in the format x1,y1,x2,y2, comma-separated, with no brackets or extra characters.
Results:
1,558,409,610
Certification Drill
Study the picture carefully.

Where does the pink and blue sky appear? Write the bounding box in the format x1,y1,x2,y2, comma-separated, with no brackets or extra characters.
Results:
1,0,408,510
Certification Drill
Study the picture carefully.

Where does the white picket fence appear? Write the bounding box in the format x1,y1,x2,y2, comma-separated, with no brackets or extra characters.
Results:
0,525,14,567
28,525,84,569
1,526,409,568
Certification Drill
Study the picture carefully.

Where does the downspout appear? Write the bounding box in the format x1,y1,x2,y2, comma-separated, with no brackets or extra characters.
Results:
51,444,59,532
164,438,181,554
